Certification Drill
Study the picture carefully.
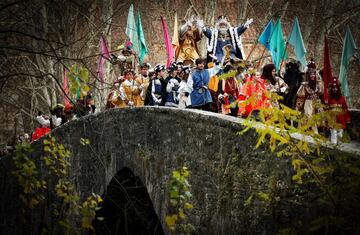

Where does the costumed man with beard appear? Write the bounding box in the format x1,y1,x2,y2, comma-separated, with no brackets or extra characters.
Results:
295,60,324,133
187,58,220,110
196,15,253,62
135,62,151,106
175,16,202,66
327,76,350,144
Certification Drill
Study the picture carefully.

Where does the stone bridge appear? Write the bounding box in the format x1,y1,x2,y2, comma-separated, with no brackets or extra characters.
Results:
1,107,359,235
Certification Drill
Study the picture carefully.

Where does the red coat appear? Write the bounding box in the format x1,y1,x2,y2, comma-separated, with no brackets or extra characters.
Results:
32,127,51,141
238,76,268,117
328,96,350,129
219,77,240,115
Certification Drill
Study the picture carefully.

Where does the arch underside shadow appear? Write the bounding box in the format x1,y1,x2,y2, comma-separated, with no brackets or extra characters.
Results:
93,167,164,235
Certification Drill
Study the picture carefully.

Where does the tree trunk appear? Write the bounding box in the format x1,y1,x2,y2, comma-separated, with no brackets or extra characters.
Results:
303,1,316,43
99,0,113,110
314,0,335,60
280,0,289,19
237,0,249,25
199,0,216,57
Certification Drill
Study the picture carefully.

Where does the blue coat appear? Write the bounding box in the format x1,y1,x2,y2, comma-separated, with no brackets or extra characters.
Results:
188,66,220,107
204,26,247,62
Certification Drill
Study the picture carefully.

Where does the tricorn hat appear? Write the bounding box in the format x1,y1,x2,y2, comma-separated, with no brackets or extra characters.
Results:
154,64,166,72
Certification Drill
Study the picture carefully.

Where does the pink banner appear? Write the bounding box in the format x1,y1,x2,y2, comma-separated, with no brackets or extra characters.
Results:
161,16,174,68
97,36,111,85
100,35,110,59
63,67,70,107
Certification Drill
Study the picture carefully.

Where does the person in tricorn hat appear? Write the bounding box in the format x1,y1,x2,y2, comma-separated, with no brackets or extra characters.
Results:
116,42,136,76
145,64,167,106
165,62,181,107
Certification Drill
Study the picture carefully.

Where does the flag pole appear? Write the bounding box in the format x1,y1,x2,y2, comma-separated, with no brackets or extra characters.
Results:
253,18,276,69
278,41,289,77
256,46,267,69
245,40,258,61
245,18,274,62
136,9,141,66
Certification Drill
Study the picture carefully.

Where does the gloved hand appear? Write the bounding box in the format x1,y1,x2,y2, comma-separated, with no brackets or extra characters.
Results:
186,19,192,27
117,55,126,62
280,86,288,94
244,18,253,28
154,98,161,105
196,19,204,29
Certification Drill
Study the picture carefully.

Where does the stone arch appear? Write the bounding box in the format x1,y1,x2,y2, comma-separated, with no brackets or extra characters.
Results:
92,166,164,235
2,107,359,235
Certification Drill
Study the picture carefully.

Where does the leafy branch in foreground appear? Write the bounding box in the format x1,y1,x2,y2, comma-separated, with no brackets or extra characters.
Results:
12,136,102,234
165,166,195,234
13,142,47,209
239,94,360,234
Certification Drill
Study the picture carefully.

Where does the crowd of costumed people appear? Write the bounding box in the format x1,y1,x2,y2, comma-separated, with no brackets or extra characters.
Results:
11,8,357,153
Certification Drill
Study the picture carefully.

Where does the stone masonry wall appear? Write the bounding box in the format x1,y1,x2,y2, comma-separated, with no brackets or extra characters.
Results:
1,107,358,234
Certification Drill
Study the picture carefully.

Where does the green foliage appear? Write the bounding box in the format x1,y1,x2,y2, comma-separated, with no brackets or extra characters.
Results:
80,138,90,146
12,136,103,234
239,93,360,234
67,64,91,98
12,142,46,208
42,136,103,234
81,193,103,233
166,166,195,234
217,70,238,81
